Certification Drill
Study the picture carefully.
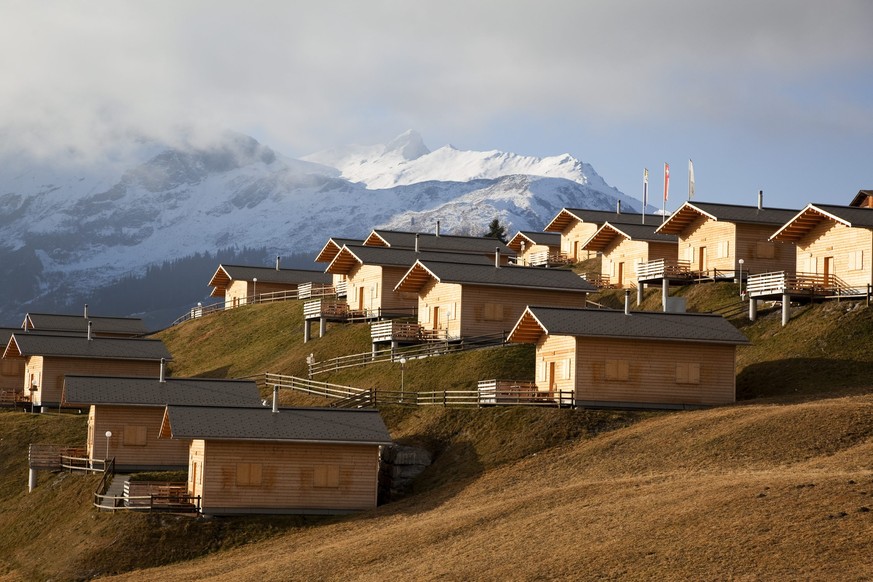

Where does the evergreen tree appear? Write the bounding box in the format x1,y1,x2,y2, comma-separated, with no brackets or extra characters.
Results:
484,218,508,243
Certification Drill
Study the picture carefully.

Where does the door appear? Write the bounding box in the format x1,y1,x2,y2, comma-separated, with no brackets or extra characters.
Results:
573,241,579,261
617,262,624,288
358,287,366,312
548,362,557,396
698,246,708,276
432,306,440,331
823,256,834,287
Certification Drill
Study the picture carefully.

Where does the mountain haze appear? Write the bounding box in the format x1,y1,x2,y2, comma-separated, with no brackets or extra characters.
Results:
0,130,642,327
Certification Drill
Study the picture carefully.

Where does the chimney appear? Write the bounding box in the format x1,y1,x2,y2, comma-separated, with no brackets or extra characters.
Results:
617,200,622,214
436,220,441,237
415,233,420,253
159,358,166,383
495,247,501,268
83,304,88,319
87,321,92,341
758,190,763,210
272,385,279,413
624,289,631,315
275,255,281,270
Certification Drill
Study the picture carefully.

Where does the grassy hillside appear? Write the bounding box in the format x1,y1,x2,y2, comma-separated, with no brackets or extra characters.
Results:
2,286,873,579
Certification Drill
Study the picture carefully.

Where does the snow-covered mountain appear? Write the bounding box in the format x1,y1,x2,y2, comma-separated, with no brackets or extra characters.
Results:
0,130,642,326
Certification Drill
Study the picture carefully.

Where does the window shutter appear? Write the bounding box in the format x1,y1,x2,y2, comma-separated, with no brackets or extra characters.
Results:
563,358,572,380
422,305,430,323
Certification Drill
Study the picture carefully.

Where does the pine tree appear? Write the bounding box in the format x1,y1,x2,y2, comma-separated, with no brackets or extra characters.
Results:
484,218,508,243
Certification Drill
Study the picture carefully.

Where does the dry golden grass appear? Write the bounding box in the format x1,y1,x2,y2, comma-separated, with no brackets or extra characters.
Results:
103,394,873,581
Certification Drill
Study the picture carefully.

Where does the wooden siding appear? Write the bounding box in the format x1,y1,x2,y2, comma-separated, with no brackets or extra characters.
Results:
677,217,794,275
560,222,600,261
89,405,189,470
460,284,586,338
347,264,417,313
192,439,380,514
572,336,736,406
600,239,678,288
28,356,160,407
735,223,796,275
534,335,576,395
225,280,249,308
417,280,462,338
0,356,24,400
519,243,553,265
794,221,873,289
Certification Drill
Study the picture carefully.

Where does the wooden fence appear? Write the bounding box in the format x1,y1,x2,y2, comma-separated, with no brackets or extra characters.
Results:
746,271,865,298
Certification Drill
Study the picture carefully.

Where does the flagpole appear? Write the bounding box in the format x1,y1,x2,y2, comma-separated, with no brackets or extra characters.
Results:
688,159,695,200
662,162,669,224
642,168,648,225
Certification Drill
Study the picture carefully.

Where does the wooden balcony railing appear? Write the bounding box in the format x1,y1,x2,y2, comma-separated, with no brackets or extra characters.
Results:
635,258,692,281
746,271,861,298
303,299,349,320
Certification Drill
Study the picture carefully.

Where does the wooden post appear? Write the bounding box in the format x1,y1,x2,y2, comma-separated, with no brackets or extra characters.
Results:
303,321,311,343
782,293,790,327
28,468,36,492
749,297,758,322
662,279,669,312
319,317,326,338
637,282,643,305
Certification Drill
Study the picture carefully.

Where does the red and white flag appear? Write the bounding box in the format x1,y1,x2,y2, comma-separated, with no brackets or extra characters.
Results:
663,163,670,201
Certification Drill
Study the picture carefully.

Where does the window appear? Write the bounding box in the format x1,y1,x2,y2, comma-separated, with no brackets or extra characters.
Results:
562,358,572,380
236,463,263,486
756,242,775,259
716,241,730,259
0,359,21,377
605,360,629,381
314,465,340,488
848,250,864,271
123,425,148,446
676,363,701,384
483,303,504,321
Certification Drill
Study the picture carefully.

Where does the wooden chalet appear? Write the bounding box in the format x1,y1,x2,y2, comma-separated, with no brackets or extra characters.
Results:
63,375,262,472
651,199,798,283
849,189,873,208
208,263,332,308
2,333,172,408
0,328,25,404
22,311,148,338
581,222,678,289
507,306,749,409
507,231,569,267
393,260,595,341
314,237,364,297
748,203,873,302
543,206,647,262
159,404,392,515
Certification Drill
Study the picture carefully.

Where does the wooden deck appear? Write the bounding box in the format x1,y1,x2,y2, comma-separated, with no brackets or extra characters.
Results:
746,271,866,299
636,258,694,282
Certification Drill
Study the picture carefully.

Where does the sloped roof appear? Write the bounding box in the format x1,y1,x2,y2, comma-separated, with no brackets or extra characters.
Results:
582,222,678,252
326,245,496,274
507,231,561,252
770,203,873,242
22,313,148,336
544,208,655,232
656,201,799,235
208,264,331,289
4,334,172,361
508,306,749,345
315,237,363,263
160,405,392,445
64,376,262,408
364,229,513,255
849,190,873,207
395,260,596,294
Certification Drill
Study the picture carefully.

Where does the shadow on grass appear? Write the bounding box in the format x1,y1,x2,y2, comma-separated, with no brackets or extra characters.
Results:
737,358,873,401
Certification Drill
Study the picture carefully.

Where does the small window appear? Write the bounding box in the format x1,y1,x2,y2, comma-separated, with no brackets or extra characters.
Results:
484,303,505,321
848,250,864,271
605,360,629,381
676,363,701,384
756,242,775,259
236,463,263,486
123,425,148,446
0,359,21,377
313,465,340,488
562,358,572,380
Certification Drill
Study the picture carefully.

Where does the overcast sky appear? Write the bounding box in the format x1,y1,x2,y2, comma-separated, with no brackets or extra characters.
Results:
1,0,871,211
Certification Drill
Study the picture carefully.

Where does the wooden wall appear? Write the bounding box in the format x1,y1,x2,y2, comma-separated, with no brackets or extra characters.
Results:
601,239,678,288
534,335,576,395
519,243,554,265
347,265,417,313
796,221,873,289
29,356,160,407
461,284,587,338
89,404,189,470
191,439,381,515
558,221,601,261
678,217,795,276
226,280,300,308
571,336,737,406
0,356,24,399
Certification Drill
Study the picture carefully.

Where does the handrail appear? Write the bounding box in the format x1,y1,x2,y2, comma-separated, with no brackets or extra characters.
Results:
636,258,693,281
746,271,862,298
93,457,116,507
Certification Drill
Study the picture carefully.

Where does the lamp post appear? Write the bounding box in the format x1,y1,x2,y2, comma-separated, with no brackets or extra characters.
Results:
738,259,745,297
399,357,407,403
104,430,112,463
252,277,258,304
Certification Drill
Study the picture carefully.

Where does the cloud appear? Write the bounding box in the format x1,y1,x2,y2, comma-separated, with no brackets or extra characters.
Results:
0,0,871,160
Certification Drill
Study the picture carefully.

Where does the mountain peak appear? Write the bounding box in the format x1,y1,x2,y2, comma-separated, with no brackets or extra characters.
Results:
383,129,429,161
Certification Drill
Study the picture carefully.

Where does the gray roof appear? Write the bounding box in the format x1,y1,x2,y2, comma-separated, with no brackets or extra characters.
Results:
64,376,262,407
23,313,148,336
163,405,392,445
509,231,562,247
330,245,496,270
368,230,514,255
557,208,655,225
401,261,596,292
676,201,799,225
6,334,172,361
803,203,873,228
214,264,332,284
590,222,678,245
513,306,749,345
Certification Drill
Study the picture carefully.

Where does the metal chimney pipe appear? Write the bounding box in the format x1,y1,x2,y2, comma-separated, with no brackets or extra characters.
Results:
617,200,622,214
436,220,440,237
415,233,419,253
159,358,166,383
84,304,88,319
495,247,500,268
758,190,763,210
87,321,92,341
272,385,279,413
276,255,281,270
624,289,631,315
